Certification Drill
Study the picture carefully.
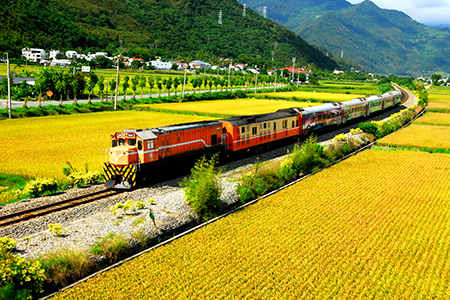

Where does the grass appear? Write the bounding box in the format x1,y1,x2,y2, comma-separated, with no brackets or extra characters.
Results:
50,150,450,299
135,99,321,116
258,91,366,102
0,111,210,179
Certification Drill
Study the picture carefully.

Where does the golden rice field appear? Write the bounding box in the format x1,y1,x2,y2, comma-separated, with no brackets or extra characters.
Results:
0,112,210,179
51,150,450,299
136,99,321,116
259,91,365,102
377,124,450,150
415,112,450,126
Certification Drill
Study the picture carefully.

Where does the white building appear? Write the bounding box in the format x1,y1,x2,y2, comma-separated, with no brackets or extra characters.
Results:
50,59,71,67
49,50,62,60
22,48,46,63
65,51,78,59
150,58,172,70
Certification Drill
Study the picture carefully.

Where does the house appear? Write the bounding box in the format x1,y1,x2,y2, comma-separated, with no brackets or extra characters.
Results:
268,68,310,77
126,58,144,67
21,48,46,63
65,51,78,59
149,58,172,70
190,60,211,69
233,63,246,72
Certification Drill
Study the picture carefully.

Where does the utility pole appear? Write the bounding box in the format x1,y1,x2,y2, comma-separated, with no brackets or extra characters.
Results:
114,57,119,110
254,73,258,94
182,64,187,101
274,70,277,93
227,61,232,91
5,53,11,119
105,76,108,102
292,57,296,85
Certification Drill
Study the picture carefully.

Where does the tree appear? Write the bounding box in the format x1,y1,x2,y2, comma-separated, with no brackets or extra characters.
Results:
97,75,105,102
156,80,163,97
62,72,73,100
122,76,130,100
34,68,52,106
131,75,139,100
139,76,147,99
173,77,181,95
95,55,111,69
432,73,442,86
131,60,142,70
86,72,98,103
165,77,173,96
148,76,155,98
171,63,178,70
109,78,117,98
72,71,85,103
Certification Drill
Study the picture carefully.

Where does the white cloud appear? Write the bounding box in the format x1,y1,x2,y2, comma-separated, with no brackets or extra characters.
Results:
346,0,450,27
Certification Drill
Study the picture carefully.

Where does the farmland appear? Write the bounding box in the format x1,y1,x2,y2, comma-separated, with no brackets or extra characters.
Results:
0,111,210,179
136,99,321,116
258,91,366,102
51,150,450,299
377,124,450,150
415,112,450,126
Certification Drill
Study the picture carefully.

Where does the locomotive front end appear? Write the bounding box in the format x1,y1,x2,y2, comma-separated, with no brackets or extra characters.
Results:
104,131,139,189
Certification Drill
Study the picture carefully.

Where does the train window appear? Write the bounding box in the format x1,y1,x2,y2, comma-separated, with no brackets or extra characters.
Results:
328,114,331,119
138,141,143,151
119,139,125,146
246,126,250,133
292,121,295,128
318,115,322,122
252,127,257,135
296,120,299,127
282,120,287,129
264,123,267,129
268,123,270,128
259,124,262,129
241,127,245,134
273,122,276,130
177,136,181,143
112,140,117,147
128,139,136,146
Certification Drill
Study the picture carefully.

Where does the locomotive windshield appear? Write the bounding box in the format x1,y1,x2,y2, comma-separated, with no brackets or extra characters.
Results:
112,140,117,147
128,139,136,146
119,139,125,146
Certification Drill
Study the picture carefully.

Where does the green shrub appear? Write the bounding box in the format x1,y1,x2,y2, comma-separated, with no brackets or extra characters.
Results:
180,154,223,221
89,233,128,262
359,122,383,139
291,136,329,175
48,223,67,237
0,240,45,299
37,250,94,287
66,171,104,186
16,178,58,199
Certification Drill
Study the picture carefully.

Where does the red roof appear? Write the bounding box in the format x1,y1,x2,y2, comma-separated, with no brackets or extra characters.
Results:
270,67,309,74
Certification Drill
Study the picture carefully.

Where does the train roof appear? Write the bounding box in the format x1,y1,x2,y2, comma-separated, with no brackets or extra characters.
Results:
222,108,302,126
340,98,367,107
122,120,222,137
301,103,341,114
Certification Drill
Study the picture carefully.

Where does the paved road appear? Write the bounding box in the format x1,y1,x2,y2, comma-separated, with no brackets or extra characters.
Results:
0,85,282,110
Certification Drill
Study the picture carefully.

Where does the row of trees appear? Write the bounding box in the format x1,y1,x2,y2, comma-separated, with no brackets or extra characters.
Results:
0,68,293,103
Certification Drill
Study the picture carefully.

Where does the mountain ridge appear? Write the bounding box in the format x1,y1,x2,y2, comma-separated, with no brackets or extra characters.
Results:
241,0,450,75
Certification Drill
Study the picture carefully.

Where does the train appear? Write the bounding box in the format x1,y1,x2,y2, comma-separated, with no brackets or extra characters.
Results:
103,90,402,189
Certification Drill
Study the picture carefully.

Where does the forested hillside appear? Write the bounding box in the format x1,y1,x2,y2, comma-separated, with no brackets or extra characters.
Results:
0,0,337,70
242,0,450,75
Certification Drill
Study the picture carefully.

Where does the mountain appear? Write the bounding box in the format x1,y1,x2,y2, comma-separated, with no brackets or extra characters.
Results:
0,0,337,70
242,0,450,75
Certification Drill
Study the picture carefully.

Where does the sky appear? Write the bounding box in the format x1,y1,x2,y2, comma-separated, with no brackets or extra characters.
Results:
347,0,450,27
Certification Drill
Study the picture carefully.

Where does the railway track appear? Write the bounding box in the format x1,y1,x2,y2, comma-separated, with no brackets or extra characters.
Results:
0,189,123,228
